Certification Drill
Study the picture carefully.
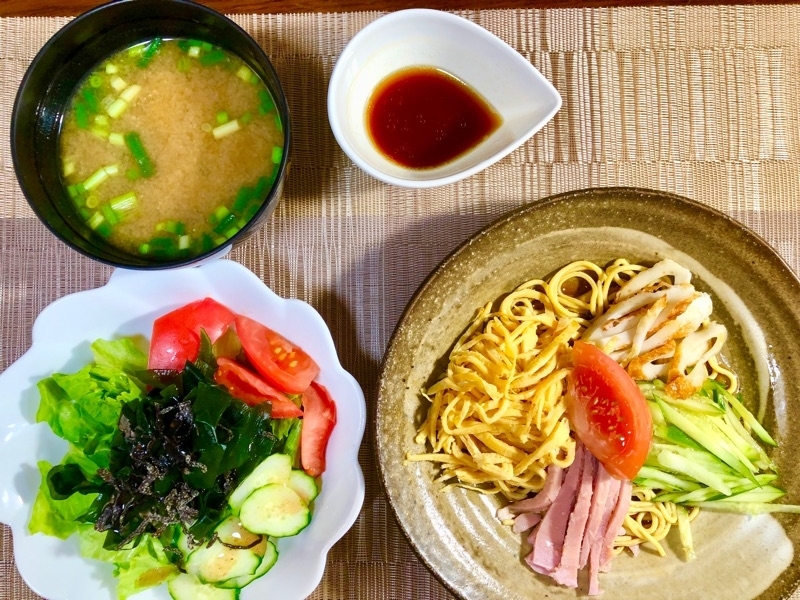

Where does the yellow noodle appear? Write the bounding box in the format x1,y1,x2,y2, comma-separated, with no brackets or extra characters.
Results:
407,260,644,500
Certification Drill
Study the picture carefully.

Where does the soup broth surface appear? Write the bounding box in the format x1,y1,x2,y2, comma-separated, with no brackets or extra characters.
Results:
60,38,284,259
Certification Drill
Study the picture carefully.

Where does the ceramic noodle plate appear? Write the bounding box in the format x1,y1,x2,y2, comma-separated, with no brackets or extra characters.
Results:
377,187,800,600
0,259,366,600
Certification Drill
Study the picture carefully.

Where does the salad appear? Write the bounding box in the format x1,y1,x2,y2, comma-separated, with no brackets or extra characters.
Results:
29,298,336,600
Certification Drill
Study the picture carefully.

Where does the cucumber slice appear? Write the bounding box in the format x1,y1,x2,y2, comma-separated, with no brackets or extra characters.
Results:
216,540,279,589
214,515,263,548
239,483,311,537
168,573,239,600
288,470,319,504
230,453,293,513
186,537,262,584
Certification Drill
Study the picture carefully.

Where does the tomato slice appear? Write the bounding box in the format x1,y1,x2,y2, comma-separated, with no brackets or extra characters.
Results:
300,382,337,477
148,298,236,370
234,315,320,394
566,340,652,480
214,357,303,419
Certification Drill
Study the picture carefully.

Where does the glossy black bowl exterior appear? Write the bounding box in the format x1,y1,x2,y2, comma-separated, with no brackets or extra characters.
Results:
11,0,291,269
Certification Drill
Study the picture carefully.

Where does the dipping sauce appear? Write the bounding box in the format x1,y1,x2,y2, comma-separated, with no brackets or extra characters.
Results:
59,38,284,260
366,66,502,170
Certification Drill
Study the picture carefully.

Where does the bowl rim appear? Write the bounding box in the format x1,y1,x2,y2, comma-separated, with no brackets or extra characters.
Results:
326,8,561,189
10,0,292,270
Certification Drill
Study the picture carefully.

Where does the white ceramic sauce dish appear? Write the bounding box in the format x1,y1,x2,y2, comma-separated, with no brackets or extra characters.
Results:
327,9,562,188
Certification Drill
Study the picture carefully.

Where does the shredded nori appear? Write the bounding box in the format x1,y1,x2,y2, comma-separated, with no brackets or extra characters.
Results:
48,341,276,551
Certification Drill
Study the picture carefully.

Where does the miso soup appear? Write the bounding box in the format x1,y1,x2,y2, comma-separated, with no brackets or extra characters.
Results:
59,38,285,260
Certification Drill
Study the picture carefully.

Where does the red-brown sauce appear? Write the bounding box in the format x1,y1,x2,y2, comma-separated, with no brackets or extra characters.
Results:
365,66,502,170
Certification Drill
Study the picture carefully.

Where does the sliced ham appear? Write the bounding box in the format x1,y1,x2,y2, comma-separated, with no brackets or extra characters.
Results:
496,465,564,521
526,443,586,574
512,512,542,533
578,464,614,568
600,478,633,572
497,440,633,596
550,446,597,588
588,475,624,595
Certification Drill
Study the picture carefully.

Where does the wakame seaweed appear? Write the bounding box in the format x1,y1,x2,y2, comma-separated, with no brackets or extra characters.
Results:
47,350,276,550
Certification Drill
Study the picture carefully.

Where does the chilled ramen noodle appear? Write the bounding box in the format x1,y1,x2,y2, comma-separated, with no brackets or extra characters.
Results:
407,258,736,553
59,38,284,260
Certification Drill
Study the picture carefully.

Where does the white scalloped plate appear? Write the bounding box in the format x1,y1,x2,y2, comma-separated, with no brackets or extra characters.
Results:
0,259,366,600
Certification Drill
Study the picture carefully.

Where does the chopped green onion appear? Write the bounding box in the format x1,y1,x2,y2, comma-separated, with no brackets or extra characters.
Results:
200,49,226,66
85,194,100,209
108,132,125,147
75,100,90,129
212,119,240,139
224,226,239,238
81,88,99,112
100,94,115,112
271,146,283,164
128,45,144,57
236,65,254,82
216,111,229,125
86,211,105,229
177,57,191,73
214,212,238,234
105,63,118,74
106,98,128,118
108,191,138,216
89,75,103,88
66,184,80,199
240,112,253,125
201,42,213,52
254,175,270,198
138,37,162,68
139,242,150,254
209,205,231,226
188,46,201,58
101,203,120,226
124,132,155,178
94,114,109,127
120,84,142,103
90,127,109,139
178,235,191,250
233,186,255,213
62,161,76,177
125,168,140,181
155,220,185,235
83,164,118,191
258,89,275,114
201,122,212,133
110,76,127,91
200,233,214,252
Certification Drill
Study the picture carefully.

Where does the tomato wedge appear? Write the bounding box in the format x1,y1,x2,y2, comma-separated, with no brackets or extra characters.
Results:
566,340,652,480
300,382,337,477
148,298,236,370
234,315,320,394
214,357,303,419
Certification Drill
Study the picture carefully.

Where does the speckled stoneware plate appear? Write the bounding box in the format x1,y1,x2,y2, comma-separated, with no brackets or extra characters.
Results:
377,187,800,600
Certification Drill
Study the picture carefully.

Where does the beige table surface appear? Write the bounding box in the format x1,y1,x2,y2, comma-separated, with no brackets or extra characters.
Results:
2,5,800,600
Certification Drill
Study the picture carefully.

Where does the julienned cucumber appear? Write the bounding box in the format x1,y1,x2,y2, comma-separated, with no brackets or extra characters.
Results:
637,379,800,514
168,573,239,600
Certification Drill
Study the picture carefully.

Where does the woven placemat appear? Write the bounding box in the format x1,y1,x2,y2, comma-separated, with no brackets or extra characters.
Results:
2,5,800,599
